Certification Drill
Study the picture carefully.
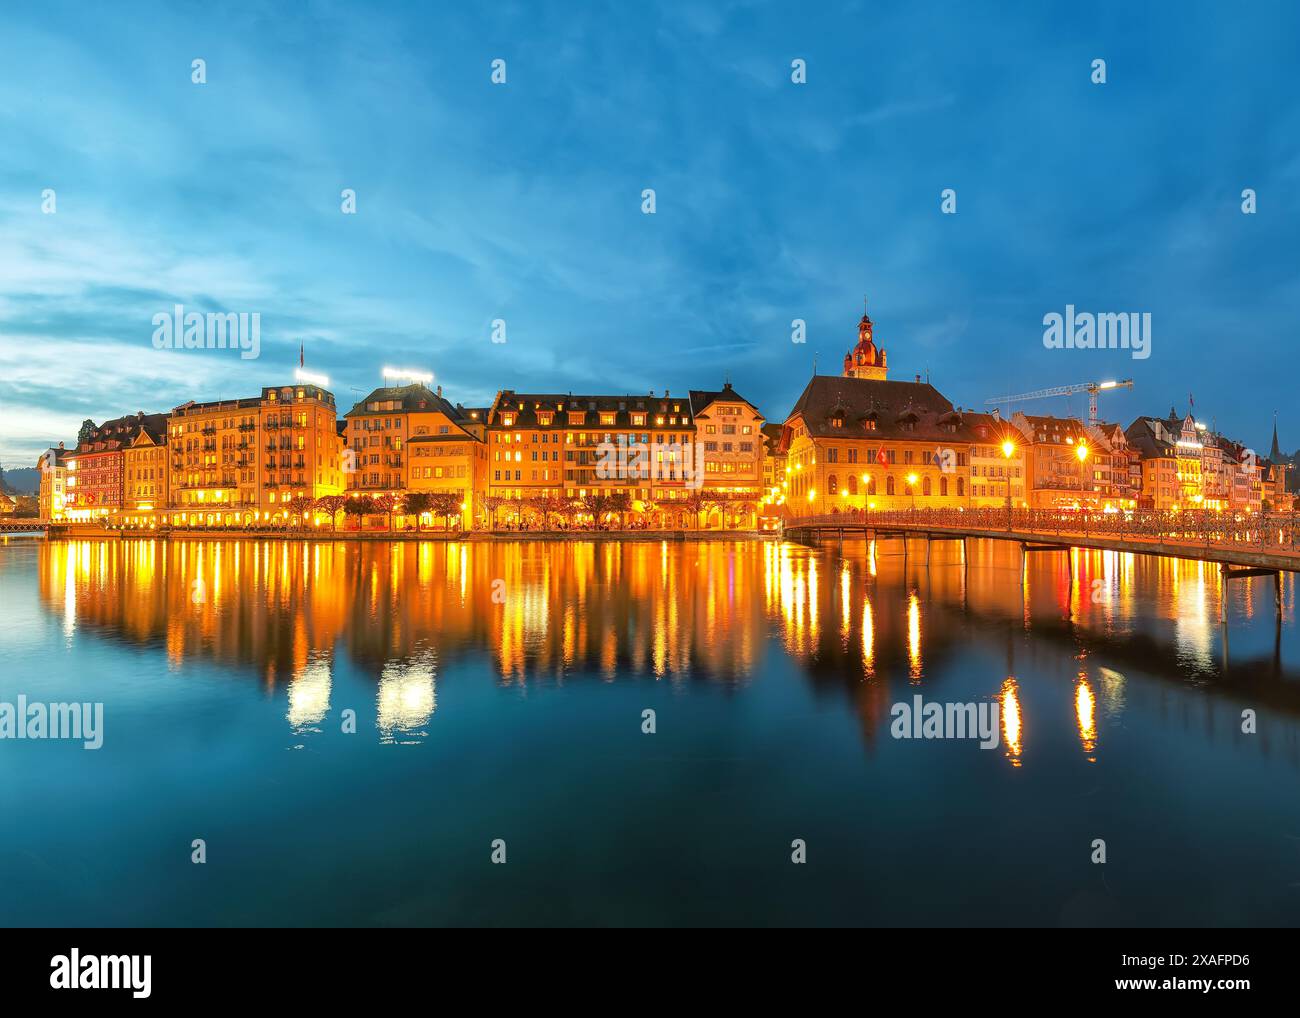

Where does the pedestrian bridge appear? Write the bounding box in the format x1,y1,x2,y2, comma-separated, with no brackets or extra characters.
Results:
784,507,1300,580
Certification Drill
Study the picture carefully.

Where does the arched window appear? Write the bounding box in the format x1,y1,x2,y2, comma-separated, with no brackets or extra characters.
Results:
940,476,948,496
923,476,932,496
848,475,858,496
828,474,838,495
886,475,895,496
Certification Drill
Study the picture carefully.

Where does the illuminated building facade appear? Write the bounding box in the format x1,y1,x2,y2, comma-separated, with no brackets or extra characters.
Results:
964,412,1027,508
689,383,765,528
37,444,71,520
343,383,464,500
1126,411,1262,513
169,383,343,525
404,403,488,530
1096,422,1142,506
1011,413,1112,510
67,412,166,520
169,396,262,518
257,383,345,518
781,313,975,514
122,419,168,522
485,390,698,526
760,422,785,512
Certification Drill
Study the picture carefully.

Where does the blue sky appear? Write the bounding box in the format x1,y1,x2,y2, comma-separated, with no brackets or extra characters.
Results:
2,0,1298,465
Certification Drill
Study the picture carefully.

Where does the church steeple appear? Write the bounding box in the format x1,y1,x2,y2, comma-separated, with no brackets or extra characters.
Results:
842,299,888,381
1270,411,1282,461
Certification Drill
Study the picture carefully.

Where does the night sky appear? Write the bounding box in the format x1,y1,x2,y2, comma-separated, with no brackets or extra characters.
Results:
2,0,1297,464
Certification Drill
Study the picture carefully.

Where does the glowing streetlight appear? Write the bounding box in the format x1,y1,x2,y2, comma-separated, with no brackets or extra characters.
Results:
1001,440,1016,522
1076,443,1089,462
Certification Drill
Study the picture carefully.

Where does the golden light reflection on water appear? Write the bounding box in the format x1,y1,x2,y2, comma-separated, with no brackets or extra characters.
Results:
1075,675,1097,761
862,596,874,678
377,650,436,744
288,656,332,732
1001,678,1023,767
29,537,1300,761
907,593,922,682
840,563,852,644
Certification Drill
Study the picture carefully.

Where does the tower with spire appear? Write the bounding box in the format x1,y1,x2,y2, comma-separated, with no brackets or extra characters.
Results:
842,299,888,381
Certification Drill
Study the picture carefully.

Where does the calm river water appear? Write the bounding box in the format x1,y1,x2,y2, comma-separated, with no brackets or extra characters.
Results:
1,536,1298,926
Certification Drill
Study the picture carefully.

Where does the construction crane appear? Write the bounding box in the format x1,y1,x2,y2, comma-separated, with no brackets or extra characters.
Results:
985,379,1133,425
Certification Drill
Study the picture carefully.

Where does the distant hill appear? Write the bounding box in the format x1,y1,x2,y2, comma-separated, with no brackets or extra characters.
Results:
0,467,39,495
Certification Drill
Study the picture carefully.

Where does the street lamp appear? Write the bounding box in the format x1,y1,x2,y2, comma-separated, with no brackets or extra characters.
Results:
1076,443,1091,513
906,472,918,512
1001,440,1016,528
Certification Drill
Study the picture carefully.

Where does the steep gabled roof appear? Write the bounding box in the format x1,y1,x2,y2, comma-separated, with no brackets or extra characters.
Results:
345,383,466,420
688,383,764,420
783,375,969,442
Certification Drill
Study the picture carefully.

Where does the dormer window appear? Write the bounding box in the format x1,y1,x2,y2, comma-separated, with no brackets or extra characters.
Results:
502,413,515,427
600,413,616,426
538,413,553,426
632,413,646,426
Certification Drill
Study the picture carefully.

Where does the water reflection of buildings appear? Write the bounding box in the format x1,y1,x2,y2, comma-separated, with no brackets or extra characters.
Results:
763,536,1300,766
35,537,1300,765
36,538,764,693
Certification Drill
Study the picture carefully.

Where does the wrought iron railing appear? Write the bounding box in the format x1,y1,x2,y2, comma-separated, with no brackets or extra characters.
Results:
787,508,1300,554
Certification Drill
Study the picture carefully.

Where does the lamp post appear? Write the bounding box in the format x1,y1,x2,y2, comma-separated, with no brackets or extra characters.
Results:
1077,442,1090,518
906,472,918,515
1001,439,1016,530
861,474,870,522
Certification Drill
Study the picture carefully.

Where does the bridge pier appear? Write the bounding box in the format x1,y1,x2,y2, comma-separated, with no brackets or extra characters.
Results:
925,533,964,569
1219,564,1282,624
1021,542,1073,585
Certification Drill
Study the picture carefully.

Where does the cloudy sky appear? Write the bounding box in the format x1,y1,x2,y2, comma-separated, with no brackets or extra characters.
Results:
2,0,1298,465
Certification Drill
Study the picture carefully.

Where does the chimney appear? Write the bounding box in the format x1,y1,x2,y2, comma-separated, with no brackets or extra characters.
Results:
648,389,654,397
58,441,64,449
436,385,442,398
915,374,921,384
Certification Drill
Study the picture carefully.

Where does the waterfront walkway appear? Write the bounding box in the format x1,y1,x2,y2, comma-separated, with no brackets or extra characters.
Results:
785,508,1300,574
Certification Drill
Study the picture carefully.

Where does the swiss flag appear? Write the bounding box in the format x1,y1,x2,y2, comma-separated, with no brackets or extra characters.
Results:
875,447,888,466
